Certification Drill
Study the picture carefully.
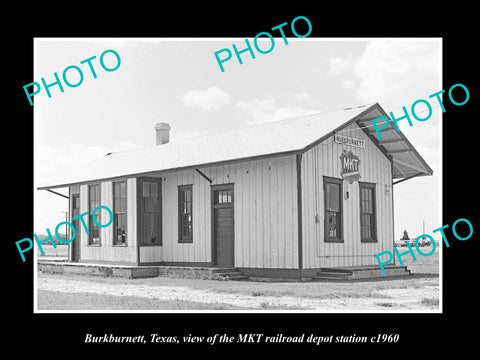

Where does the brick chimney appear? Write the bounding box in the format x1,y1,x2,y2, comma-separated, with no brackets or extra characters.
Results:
155,123,170,145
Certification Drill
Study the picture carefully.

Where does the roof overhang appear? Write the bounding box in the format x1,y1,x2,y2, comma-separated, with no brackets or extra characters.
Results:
37,149,302,191
354,104,433,179
300,103,433,180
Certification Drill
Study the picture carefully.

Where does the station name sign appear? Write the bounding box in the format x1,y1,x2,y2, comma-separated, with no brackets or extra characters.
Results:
334,133,365,148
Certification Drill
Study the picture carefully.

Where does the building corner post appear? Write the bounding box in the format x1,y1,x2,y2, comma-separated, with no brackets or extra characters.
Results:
296,153,303,272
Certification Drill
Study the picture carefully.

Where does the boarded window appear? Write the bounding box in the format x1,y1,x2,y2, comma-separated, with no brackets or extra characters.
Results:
88,184,101,245
360,183,376,242
324,177,343,242
178,185,193,242
113,181,127,245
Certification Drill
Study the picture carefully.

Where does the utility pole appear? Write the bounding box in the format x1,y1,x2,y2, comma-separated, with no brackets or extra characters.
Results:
61,211,69,242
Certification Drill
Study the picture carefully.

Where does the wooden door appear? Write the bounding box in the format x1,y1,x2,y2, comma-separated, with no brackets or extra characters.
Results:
139,178,162,246
212,185,234,267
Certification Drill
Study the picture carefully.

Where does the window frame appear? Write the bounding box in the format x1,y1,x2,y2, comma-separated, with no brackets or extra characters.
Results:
88,183,101,246
359,181,377,243
213,188,233,206
112,180,128,246
178,185,193,243
323,176,344,243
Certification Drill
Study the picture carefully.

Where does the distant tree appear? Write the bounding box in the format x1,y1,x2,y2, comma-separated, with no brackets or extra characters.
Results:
55,234,69,245
35,234,68,245
401,230,410,240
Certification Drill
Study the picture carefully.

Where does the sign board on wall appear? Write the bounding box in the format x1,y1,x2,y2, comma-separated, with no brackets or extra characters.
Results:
334,133,366,148
340,150,361,183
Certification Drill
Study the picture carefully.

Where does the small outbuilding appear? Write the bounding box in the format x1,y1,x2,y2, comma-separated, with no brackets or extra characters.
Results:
38,103,433,279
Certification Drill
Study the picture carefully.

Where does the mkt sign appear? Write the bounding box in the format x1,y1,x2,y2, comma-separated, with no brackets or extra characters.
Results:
340,150,360,183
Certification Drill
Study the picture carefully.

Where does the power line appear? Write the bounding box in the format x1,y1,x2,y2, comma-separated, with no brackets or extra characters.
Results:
335,104,442,135
255,102,442,138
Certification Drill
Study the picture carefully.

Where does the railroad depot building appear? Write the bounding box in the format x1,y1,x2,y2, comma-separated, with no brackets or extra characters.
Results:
38,103,432,279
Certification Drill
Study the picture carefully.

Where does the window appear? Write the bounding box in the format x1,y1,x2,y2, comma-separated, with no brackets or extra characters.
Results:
142,180,161,245
88,184,101,245
214,189,233,205
113,181,127,245
324,177,343,242
178,185,193,242
72,194,80,210
360,182,377,242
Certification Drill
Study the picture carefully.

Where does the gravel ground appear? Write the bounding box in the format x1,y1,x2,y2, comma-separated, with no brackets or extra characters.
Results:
36,272,439,311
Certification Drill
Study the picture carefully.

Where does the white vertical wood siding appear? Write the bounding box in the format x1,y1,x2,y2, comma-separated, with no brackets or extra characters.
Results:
159,155,298,268
78,184,89,258
78,179,137,263
301,122,394,268
139,247,162,263
75,123,393,270
127,178,139,262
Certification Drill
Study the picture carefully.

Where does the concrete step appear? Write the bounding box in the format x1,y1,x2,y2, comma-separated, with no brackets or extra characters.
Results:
210,268,241,273
320,268,353,273
314,272,351,281
214,271,247,277
212,268,249,281
314,266,411,281
314,276,350,282
320,269,353,275
315,268,352,281
221,275,249,281
316,272,351,278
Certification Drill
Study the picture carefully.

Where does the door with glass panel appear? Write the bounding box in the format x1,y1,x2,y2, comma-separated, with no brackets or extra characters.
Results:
138,178,162,250
212,184,234,267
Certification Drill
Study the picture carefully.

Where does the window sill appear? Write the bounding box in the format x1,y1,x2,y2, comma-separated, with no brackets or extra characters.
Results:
324,238,344,243
178,239,193,244
87,244,101,247
361,239,378,243
113,244,128,247
139,244,163,247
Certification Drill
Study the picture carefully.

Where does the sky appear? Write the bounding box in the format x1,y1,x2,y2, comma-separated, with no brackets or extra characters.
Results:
34,37,442,240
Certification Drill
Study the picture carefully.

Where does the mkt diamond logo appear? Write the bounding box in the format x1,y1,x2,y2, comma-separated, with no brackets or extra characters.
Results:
340,150,361,183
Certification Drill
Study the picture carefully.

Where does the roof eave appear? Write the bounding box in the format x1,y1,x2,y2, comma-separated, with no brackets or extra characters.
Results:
37,148,303,191
372,104,434,176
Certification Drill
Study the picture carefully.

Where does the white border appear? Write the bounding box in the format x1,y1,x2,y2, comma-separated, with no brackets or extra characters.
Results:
33,37,443,314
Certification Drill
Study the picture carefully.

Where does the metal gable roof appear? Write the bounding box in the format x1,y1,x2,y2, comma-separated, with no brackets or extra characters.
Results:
38,103,433,190
353,105,434,180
